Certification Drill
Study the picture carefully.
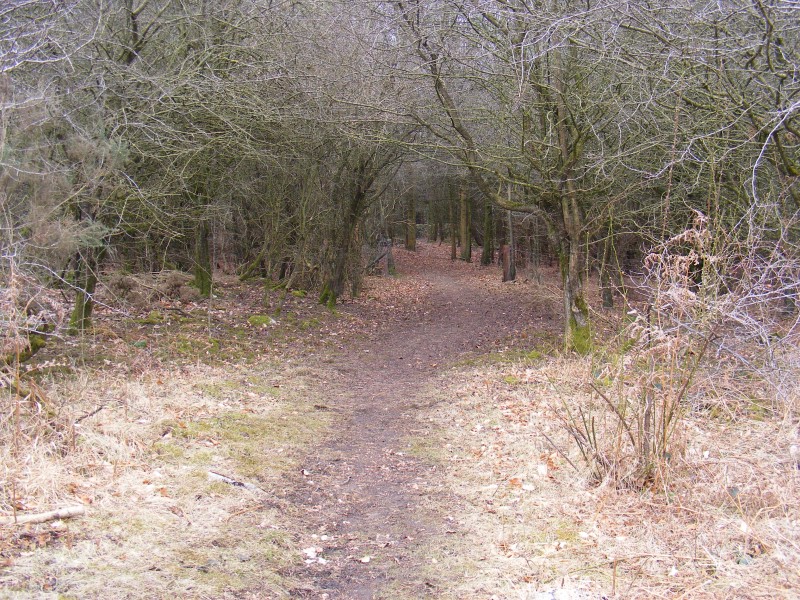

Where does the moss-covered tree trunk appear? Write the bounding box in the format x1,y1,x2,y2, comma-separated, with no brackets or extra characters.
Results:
68,246,104,333
480,197,494,265
194,220,212,297
554,47,591,354
560,200,591,353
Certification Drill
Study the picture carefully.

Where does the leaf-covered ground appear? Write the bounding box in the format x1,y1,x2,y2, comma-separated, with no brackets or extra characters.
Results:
1,242,798,599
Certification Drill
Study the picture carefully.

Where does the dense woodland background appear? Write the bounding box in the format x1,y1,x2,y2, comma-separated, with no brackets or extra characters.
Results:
1,0,798,352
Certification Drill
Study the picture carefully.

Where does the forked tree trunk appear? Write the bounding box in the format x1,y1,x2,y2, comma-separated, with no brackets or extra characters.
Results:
321,169,371,307
557,151,590,351
554,46,591,354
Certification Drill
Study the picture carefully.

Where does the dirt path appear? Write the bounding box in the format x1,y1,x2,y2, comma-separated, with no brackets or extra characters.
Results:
280,245,559,598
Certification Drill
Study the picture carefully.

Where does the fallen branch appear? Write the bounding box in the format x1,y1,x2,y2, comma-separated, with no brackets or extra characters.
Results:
208,471,267,494
0,505,85,526
75,404,105,424
364,249,389,272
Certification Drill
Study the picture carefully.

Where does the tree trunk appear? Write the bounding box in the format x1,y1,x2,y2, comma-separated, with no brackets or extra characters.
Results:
238,244,268,281
554,46,590,354
530,221,542,283
405,195,416,251
449,185,457,261
320,242,349,309
194,220,212,297
386,243,396,275
560,216,590,354
600,232,614,309
481,198,494,265
322,168,371,306
350,224,364,298
328,242,349,301
459,185,471,262
555,162,591,352
502,210,516,282
68,247,104,333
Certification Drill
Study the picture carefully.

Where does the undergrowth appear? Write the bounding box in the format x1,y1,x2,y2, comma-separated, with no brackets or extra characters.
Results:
0,267,344,597
558,215,799,491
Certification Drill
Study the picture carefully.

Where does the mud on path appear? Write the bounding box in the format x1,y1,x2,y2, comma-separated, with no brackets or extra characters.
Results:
280,244,560,599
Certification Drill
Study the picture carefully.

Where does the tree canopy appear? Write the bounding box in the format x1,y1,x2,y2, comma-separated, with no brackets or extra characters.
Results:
1,0,798,349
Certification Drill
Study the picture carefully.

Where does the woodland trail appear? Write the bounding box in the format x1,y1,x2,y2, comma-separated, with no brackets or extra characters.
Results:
279,244,558,599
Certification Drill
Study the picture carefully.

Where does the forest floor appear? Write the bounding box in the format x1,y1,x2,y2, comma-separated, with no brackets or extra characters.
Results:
1,242,799,599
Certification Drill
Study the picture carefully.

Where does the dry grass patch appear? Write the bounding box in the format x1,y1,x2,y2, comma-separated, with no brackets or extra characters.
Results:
0,361,334,599
415,353,800,599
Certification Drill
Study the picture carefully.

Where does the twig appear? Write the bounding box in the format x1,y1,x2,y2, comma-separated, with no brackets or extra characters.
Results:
208,470,267,494
0,505,85,525
590,382,637,449
541,558,615,584
540,430,580,472
75,404,105,424
224,502,267,522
